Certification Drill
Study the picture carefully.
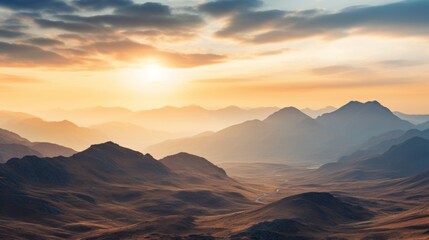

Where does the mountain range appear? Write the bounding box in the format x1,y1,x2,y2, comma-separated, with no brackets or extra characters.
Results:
0,142,258,239
148,101,415,164
0,111,106,150
40,105,280,134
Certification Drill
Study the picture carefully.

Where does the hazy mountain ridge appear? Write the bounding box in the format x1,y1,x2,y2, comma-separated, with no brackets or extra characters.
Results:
394,111,429,124
301,106,337,118
319,137,429,180
40,105,279,134
148,101,415,164
0,128,75,163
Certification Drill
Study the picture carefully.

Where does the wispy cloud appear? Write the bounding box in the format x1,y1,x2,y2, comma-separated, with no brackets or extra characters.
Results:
208,0,429,43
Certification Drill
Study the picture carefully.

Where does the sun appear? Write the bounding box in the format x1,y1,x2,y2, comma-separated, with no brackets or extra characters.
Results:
120,62,185,93
141,64,169,83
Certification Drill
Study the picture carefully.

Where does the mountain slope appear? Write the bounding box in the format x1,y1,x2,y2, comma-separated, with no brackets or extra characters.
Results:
419,120,429,130
160,152,228,181
337,129,429,164
319,137,429,180
217,192,373,239
0,128,75,163
148,107,321,163
90,121,176,150
1,118,106,150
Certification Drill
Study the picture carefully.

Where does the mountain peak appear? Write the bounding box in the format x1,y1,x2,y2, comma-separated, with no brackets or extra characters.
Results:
73,141,144,161
85,141,121,151
160,152,228,179
264,107,311,124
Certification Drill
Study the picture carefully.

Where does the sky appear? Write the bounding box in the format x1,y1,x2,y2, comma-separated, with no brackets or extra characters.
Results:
0,0,428,113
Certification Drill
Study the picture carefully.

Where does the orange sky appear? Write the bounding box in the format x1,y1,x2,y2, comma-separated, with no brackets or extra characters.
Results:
0,0,428,113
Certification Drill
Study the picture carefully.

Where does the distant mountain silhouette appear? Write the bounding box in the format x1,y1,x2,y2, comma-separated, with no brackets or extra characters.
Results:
148,101,414,164
1,117,106,150
394,111,429,124
41,105,278,135
40,106,135,125
90,121,177,150
132,105,279,134
316,101,413,150
301,106,337,118
264,107,313,125
319,137,429,180
0,128,75,163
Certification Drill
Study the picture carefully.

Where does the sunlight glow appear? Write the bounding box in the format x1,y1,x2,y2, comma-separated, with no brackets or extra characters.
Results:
140,64,169,83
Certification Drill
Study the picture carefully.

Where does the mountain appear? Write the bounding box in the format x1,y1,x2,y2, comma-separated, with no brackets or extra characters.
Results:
90,121,177,150
0,110,37,125
223,192,373,239
39,106,135,126
0,128,75,163
0,143,255,239
264,107,313,126
319,137,429,180
160,152,228,181
316,101,413,149
336,128,429,165
394,111,429,124
419,120,429,130
40,105,278,135
131,105,278,134
148,101,414,164
301,106,337,118
1,117,106,150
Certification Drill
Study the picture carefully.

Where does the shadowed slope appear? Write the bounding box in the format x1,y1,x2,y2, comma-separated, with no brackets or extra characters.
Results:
319,137,429,180
160,152,227,180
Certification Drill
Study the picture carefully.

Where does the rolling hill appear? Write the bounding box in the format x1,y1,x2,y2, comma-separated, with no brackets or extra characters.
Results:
0,143,256,239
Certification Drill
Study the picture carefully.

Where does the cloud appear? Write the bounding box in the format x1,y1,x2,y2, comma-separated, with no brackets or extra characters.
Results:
0,29,26,38
115,2,171,16
73,0,133,10
376,59,424,68
34,19,100,33
83,39,226,68
309,65,366,76
198,0,263,17
56,3,204,32
0,0,75,13
216,10,286,38
23,37,65,47
213,0,429,43
0,74,42,84
0,41,71,67
0,1,221,69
